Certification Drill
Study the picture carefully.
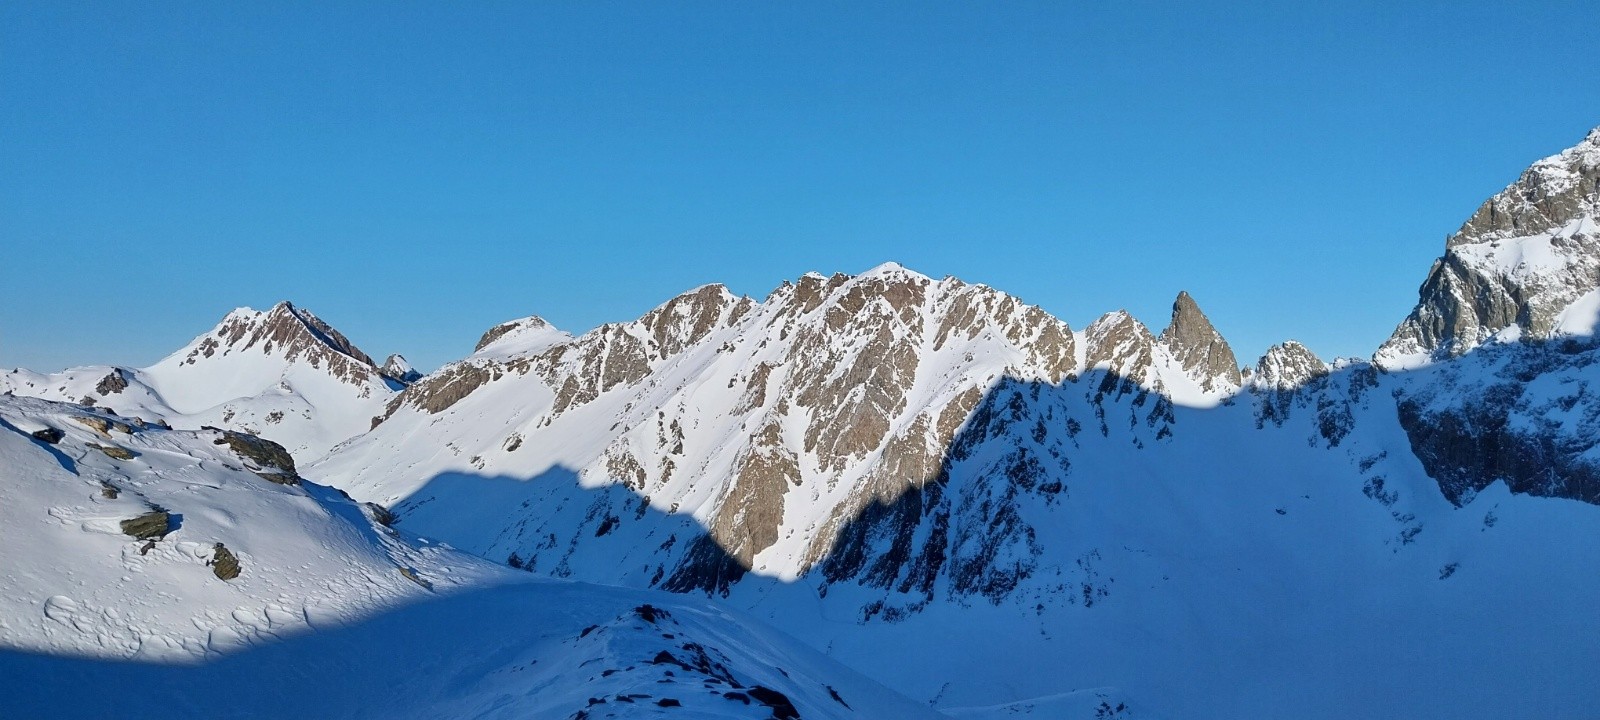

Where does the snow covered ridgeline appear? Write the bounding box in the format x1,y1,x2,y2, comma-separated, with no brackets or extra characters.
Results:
0,394,942,719
323,263,1274,589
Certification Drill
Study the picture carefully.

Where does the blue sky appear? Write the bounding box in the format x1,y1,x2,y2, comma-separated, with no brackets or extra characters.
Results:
4,2,1598,372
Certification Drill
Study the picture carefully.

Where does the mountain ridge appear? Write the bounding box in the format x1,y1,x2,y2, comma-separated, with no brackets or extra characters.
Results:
6,123,1600,719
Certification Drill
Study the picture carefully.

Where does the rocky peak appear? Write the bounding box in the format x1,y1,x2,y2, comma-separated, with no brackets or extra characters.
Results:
1157,291,1242,393
637,284,753,360
1378,126,1600,368
381,354,423,384
1084,311,1159,385
1252,341,1327,390
1450,125,1600,248
178,302,382,384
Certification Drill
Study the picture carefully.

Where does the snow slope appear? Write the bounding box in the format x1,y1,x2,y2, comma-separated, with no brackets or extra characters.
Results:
0,394,943,720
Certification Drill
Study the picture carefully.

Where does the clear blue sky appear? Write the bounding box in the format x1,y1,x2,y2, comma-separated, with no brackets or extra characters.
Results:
4,2,1598,372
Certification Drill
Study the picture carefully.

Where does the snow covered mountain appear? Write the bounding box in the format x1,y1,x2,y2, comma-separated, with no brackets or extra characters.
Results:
7,124,1600,719
2,301,405,461
303,127,1600,717
315,264,1249,589
0,393,942,720
1378,125,1600,367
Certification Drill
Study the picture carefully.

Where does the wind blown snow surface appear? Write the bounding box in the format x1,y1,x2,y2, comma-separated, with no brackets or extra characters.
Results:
0,395,939,720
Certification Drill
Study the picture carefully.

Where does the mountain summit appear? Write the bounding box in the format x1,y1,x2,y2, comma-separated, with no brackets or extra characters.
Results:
1378,125,1600,367
1158,291,1243,393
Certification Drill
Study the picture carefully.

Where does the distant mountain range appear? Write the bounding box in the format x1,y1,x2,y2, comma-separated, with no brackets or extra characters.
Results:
5,125,1600,719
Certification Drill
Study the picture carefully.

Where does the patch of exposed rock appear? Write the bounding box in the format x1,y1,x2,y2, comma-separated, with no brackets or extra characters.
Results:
381,354,423,384
88,442,137,460
1379,127,1600,366
94,369,130,395
1451,126,1600,249
182,302,384,386
209,543,241,580
1084,311,1159,387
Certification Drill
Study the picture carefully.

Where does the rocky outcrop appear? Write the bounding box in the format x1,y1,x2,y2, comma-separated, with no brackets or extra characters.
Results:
180,302,384,386
1395,340,1600,505
89,443,137,460
209,543,241,580
94,369,130,396
212,429,300,484
1084,311,1159,387
474,315,564,354
120,510,170,540
1158,291,1241,392
1451,126,1600,249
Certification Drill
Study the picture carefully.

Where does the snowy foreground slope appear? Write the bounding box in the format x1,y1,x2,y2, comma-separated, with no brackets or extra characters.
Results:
0,395,941,720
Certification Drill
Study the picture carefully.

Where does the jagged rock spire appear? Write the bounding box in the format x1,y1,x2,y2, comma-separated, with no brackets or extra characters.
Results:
1158,291,1242,393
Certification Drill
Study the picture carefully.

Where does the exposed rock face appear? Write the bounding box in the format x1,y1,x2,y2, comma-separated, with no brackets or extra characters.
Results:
1251,341,1332,430
1379,127,1600,367
1158,292,1242,392
401,363,495,415
1083,311,1159,387
30,427,63,444
1452,127,1600,249
474,315,565,354
89,443,137,460
1395,339,1600,505
1368,126,1600,507
335,262,1101,597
